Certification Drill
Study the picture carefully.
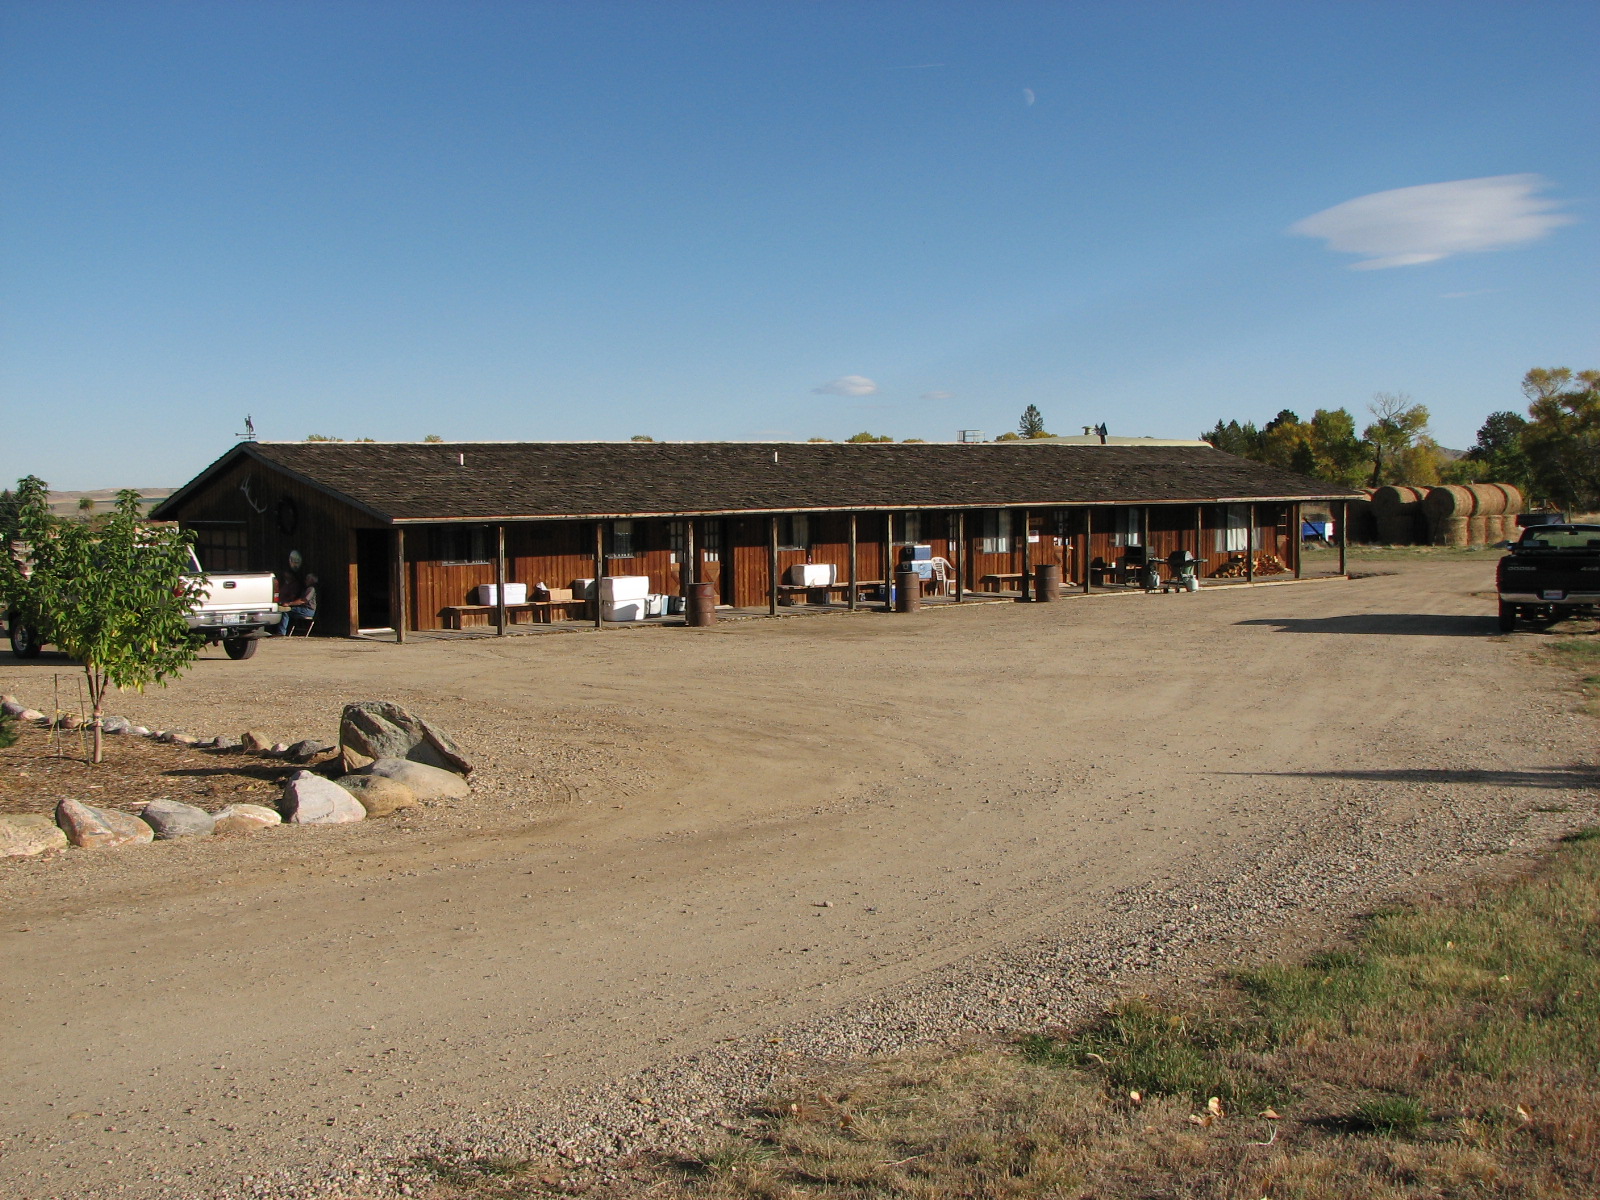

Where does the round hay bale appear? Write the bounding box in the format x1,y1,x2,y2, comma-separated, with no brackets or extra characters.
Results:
1372,485,1427,544
1422,485,1474,545
1493,483,1524,516
1468,484,1508,516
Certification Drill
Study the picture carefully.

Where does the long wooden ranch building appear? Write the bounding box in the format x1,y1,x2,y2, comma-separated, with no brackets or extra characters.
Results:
152,438,1361,638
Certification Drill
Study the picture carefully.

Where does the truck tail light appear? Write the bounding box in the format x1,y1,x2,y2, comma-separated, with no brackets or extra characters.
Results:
272,577,280,604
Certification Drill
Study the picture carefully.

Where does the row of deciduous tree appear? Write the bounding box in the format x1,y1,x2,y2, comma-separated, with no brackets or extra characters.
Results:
1201,368,1600,509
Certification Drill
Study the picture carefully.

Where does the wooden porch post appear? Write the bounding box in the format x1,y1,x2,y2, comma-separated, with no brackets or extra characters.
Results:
394,527,407,644
346,529,360,636
955,511,965,602
848,513,858,611
593,521,604,628
884,512,895,610
1021,508,1033,596
768,516,779,616
1338,499,1349,576
1083,508,1093,593
495,524,508,636
1246,503,1256,583
684,519,697,593
1194,505,1204,584
1140,506,1150,552
1292,504,1303,578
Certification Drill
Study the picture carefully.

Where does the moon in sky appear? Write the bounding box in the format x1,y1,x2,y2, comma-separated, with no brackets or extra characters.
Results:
1023,87,1036,105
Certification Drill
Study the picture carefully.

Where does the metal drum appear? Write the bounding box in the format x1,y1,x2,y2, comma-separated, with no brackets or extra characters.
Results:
686,580,718,627
893,569,921,613
1033,563,1061,602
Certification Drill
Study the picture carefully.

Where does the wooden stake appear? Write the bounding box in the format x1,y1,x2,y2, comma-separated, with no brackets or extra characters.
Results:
1246,503,1256,583
593,522,604,629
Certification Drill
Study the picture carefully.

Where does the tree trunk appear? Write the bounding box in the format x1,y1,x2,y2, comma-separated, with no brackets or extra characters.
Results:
88,667,104,764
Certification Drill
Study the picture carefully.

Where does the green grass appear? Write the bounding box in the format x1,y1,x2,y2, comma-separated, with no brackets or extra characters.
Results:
1303,544,1507,562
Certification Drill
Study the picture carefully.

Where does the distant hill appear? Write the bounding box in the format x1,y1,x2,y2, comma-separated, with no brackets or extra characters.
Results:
45,488,175,518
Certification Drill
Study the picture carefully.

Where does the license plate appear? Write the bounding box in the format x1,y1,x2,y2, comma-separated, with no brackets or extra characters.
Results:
1542,590,1565,601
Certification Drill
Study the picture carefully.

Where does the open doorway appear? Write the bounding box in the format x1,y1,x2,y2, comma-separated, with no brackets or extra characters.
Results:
355,529,393,630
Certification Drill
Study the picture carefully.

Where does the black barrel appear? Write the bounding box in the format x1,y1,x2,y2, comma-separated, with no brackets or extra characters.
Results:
686,580,718,627
893,569,921,613
1033,563,1061,602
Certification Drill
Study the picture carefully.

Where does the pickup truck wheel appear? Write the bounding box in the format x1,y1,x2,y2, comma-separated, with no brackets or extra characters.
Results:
1497,602,1517,633
223,637,258,661
9,620,42,658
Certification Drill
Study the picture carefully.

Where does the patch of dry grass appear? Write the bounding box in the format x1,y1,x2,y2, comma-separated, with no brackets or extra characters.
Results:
422,832,1600,1200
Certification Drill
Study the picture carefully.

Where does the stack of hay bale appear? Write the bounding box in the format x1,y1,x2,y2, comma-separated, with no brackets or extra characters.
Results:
1422,483,1524,546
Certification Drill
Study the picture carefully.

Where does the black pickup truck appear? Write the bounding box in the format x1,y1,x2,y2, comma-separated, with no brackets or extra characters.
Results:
1496,523,1600,631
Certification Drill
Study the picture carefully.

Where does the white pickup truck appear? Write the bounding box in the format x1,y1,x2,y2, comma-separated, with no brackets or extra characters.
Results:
181,551,280,659
6,551,279,661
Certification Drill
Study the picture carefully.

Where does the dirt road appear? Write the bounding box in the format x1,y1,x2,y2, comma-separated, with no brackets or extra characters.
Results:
3,560,1595,1199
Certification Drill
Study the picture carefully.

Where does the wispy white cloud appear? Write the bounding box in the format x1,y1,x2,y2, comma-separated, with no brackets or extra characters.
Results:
813,375,878,397
1290,174,1572,270
920,390,954,400
1022,88,1035,106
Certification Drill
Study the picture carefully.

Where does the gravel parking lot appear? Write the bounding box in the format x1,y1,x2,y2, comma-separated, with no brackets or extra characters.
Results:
3,557,1595,1199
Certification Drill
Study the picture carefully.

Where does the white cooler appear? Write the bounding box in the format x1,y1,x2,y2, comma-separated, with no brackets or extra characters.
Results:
788,563,837,586
475,583,527,606
601,599,647,621
598,575,650,603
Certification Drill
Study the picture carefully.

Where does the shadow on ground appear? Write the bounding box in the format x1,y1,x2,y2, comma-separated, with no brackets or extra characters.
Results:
1215,765,1599,790
1236,614,1497,636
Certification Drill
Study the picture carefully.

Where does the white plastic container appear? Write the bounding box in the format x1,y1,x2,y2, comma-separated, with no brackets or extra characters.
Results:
788,563,837,586
644,593,668,617
601,599,646,621
598,575,650,602
475,583,527,606
570,578,596,599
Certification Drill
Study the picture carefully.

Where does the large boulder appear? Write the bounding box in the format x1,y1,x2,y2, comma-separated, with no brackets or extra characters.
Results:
139,798,215,840
56,799,155,850
334,774,419,818
2,695,28,717
1,814,68,857
356,757,470,801
339,701,471,776
280,772,365,825
212,803,282,834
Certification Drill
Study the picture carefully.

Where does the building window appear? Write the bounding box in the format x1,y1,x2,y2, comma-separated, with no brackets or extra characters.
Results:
666,521,686,555
701,521,721,563
608,520,638,558
777,515,809,551
437,525,492,565
1215,505,1248,552
897,512,922,545
976,511,1010,554
1111,508,1144,548
189,524,249,572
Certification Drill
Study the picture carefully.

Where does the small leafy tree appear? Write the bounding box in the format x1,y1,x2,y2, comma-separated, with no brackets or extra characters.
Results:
1363,392,1430,486
1018,405,1050,438
0,475,51,639
1465,411,1531,491
423,434,444,443
22,488,202,763
846,431,894,443
77,495,95,512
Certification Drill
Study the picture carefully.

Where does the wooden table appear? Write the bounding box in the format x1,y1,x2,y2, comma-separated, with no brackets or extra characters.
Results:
979,572,1025,593
440,600,590,629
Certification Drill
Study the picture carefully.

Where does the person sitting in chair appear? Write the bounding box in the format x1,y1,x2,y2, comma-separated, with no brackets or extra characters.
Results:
277,573,318,636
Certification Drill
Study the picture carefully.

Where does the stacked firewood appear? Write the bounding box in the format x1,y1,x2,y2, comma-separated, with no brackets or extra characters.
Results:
1212,554,1290,579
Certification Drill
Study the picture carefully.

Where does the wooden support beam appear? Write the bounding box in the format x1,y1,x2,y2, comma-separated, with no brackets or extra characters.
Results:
848,513,858,611
346,529,360,637
1338,499,1348,576
1021,508,1033,594
495,524,507,637
1194,505,1204,581
1140,506,1150,554
1246,503,1256,583
884,512,895,611
768,516,779,616
954,511,965,602
394,527,407,644
1083,507,1093,593
684,519,697,592
1292,503,1303,579
593,522,604,629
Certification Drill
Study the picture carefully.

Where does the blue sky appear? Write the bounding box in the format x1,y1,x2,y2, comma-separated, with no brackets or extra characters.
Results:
3,1,1596,489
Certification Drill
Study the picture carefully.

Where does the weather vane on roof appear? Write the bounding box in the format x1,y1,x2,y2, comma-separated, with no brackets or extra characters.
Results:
238,415,256,442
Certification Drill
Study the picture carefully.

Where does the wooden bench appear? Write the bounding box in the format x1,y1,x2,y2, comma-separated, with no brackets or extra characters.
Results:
440,599,590,629
979,572,1025,593
775,580,886,605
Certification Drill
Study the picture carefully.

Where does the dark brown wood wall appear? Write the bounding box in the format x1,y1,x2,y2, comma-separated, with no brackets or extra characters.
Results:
168,455,377,637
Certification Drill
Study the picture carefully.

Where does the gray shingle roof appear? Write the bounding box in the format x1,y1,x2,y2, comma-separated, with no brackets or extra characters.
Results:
155,441,1362,523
